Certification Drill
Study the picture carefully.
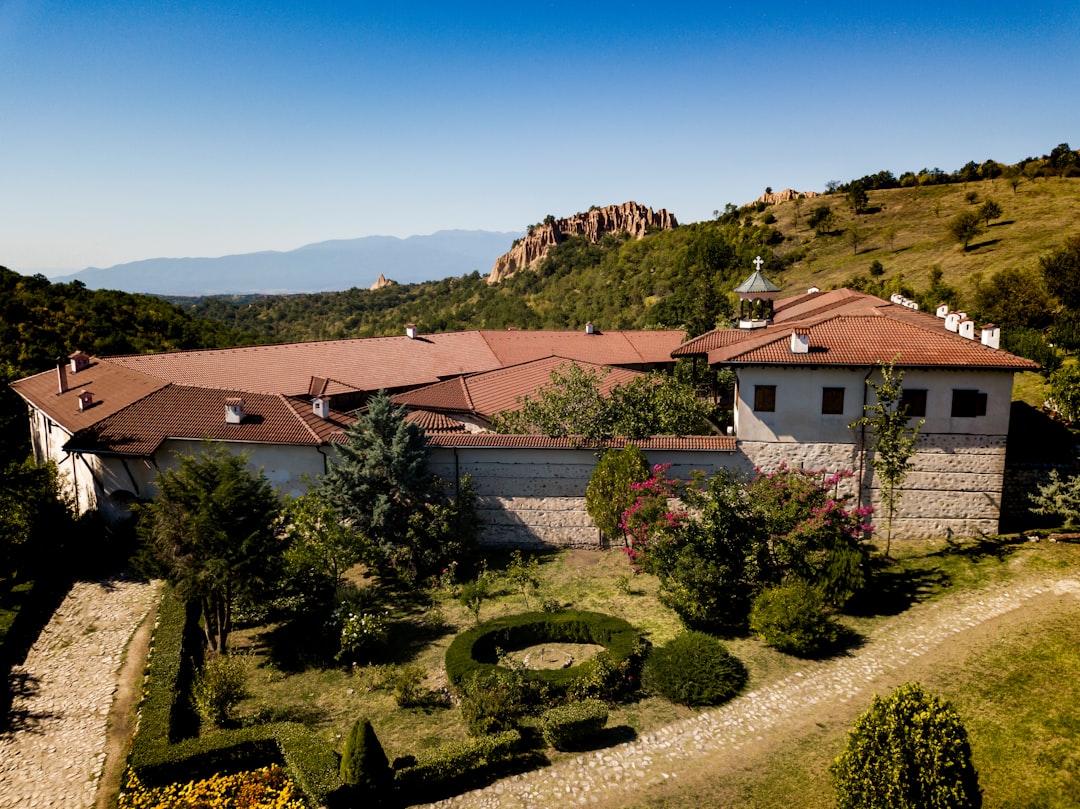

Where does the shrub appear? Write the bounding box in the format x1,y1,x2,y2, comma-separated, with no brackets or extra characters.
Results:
831,682,981,809
641,631,746,706
586,445,652,542
456,668,544,737
749,580,842,657
192,653,247,727
540,699,609,750
445,610,644,697
393,729,521,801
339,718,391,799
391,664,427,708
332,606,390,664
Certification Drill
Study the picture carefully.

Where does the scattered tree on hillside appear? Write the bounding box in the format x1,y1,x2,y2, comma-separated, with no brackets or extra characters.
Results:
832,682,981,809
977,199,1002,226
948,210,984,250
846,224,867,255
847,182,869,214
850,362,924,556
138,443,282,652
1049,142,1077,176
807,204,837,236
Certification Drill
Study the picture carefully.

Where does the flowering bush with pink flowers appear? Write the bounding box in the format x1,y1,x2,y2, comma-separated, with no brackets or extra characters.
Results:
618,464,688,574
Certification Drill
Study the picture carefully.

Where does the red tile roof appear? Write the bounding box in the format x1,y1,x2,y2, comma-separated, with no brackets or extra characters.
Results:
9,359,169,434
478,329,685,367
404,409,468,433
391,357,645,418
64,386,357,456
424,433,738,451
673,290,1038,371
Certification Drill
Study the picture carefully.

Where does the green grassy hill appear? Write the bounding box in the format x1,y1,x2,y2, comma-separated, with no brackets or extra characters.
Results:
756,176,1080,299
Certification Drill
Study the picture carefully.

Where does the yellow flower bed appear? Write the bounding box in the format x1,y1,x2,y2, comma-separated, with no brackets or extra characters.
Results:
119,764,307,809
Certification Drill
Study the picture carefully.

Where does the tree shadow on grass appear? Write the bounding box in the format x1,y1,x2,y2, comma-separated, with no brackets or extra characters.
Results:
844,566,951,618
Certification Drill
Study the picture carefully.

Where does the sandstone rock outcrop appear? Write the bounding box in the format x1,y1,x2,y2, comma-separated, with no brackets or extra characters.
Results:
751,189,820,206
488,201,677,284
370,273,397,290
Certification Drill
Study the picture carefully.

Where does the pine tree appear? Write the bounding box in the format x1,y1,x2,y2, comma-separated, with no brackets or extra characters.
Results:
318,391,433,574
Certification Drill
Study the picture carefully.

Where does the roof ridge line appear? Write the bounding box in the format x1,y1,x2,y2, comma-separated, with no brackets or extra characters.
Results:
281,394,324,443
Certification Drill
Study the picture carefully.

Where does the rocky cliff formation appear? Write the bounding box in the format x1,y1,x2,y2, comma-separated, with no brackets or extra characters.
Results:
488,201,677,284
752,189,820,206
370,273,397,290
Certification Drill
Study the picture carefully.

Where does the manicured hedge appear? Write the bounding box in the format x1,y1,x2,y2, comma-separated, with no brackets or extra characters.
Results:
129,584,343,807
393,729,524,803
445,610,642,693
540,699,609,750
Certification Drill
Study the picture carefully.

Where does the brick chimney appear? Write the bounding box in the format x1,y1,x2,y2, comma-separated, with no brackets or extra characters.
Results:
56,356,69,394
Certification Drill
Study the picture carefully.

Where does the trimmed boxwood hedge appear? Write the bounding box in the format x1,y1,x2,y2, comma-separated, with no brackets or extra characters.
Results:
445,610,642,693
129,584,343,807
540,699,609,750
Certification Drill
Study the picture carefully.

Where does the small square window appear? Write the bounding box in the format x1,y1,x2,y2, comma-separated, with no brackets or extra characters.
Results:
951,389,987,417
822,387,845,415
901,388,927,418
754,385,776,412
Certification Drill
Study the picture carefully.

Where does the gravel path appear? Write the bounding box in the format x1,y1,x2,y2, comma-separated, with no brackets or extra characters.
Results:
421,575,1080,809
0,577,161,809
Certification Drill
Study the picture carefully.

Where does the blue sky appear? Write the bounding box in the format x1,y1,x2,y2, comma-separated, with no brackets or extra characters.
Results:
2,1,1078,275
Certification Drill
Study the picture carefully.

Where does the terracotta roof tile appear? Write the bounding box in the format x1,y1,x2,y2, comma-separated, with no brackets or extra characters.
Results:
64,386,356,456
405,410,468,433
9,359,169,435
478,329,685,367
424,433,738,451
391,357,645,418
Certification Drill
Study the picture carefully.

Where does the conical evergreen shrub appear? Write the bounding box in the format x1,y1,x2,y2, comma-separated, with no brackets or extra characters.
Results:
339,717,391,800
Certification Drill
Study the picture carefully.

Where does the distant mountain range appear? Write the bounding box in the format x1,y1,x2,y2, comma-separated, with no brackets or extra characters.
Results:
50,230,523,296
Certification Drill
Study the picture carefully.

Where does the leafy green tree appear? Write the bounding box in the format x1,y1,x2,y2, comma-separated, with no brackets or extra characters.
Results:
138,443,283,652
977,199,1002,226
493,364,614,445
851,362,924,555
807,203,837,236
0,459,71,584
847,182,869,214
609,373,715,439
948,210,984,250
1039,235,1080,310
505,550,541,608
832,682,981,809
586,444,651,542
278,491,362,610
971,267,1054,331
846,224,867,255
1045,364,1080,424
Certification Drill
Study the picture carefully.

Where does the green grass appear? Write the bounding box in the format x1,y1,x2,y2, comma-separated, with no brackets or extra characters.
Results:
757,176,1080,300
222,538,1080,806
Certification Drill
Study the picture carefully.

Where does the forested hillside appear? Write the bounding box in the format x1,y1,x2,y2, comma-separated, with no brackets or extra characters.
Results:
183,147,1080,358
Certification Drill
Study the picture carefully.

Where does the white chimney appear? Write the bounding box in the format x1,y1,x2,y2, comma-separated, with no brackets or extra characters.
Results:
312,397,330,419
405,323,418,339
981,324,1001,349
790,330,810,354
585,321,595,335
959,319,975,339
225,397,245,424
56,357,68,394
945,312,961,332
807,286,820,294
77,390,93,411
69,351,90,373
936,303,949,318
890,293,903,304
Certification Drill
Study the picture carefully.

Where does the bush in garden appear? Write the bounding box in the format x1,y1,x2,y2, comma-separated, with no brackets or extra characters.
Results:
118,765,306,809
641,630,746,706
539,699,609,750
393,729,522,801
339,717,391,800
619,463,688,573
456,668,545,737
749,579,842,657
831,682,981,809
191,653,247,727
332,606,389,664
391,664,427,708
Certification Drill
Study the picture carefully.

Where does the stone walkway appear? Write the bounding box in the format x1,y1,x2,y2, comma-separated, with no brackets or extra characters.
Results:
421,576,1080,808
0,577,161,809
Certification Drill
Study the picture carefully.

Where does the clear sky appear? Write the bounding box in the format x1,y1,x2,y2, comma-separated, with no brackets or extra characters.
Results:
3,1,1078,275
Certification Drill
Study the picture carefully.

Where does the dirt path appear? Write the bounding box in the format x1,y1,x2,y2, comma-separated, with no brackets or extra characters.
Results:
420,575,1080,809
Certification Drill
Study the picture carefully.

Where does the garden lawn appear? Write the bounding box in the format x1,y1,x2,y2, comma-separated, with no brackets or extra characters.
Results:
221,537,1080,807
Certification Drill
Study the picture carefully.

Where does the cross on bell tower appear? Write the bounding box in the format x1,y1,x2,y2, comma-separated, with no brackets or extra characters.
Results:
734,256,780,329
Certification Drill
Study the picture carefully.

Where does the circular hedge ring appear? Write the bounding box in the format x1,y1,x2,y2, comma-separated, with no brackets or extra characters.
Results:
445,610,642,692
